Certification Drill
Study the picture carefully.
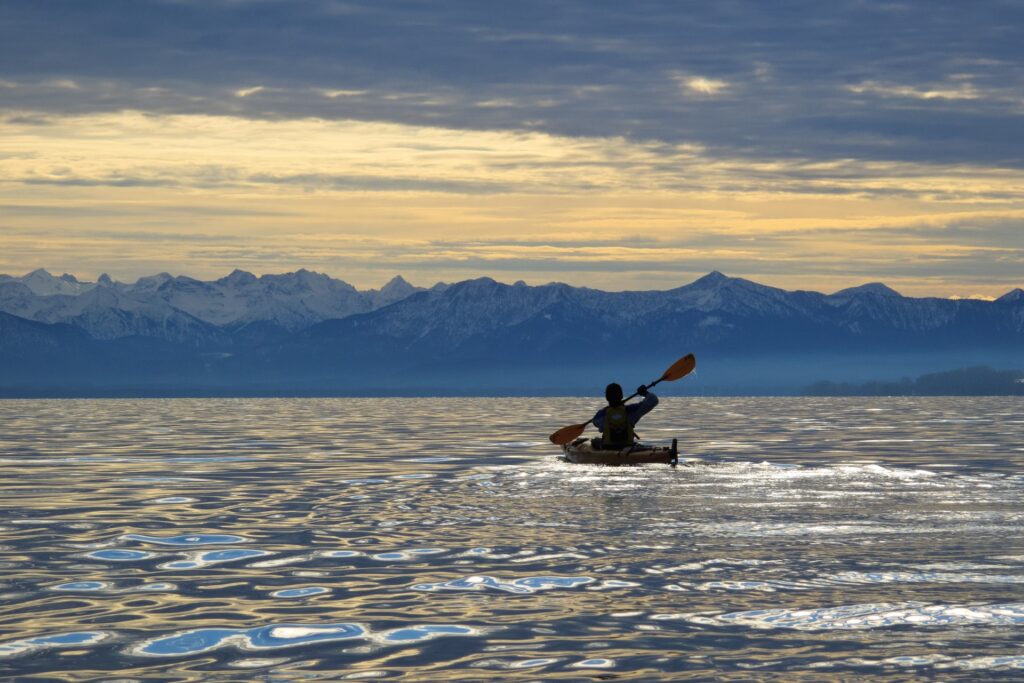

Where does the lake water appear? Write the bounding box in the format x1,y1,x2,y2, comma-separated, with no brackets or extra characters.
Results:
1,397,1022,681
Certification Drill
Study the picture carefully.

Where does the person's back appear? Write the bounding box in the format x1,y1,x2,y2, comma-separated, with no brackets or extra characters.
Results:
591,382,658,449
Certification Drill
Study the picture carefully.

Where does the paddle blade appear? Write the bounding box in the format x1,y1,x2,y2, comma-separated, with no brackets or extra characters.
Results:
549,422,588,446
660,353,696,382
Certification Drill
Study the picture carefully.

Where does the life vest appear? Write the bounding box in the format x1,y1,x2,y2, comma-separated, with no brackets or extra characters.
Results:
602,404,635,449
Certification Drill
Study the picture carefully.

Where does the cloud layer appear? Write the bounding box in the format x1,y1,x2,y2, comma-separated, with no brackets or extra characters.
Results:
1,0,1022,295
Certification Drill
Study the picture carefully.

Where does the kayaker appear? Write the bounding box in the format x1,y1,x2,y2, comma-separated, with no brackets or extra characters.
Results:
591,383,658,450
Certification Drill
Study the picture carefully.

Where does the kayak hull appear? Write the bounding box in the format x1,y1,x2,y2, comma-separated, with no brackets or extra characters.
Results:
562,438,678,466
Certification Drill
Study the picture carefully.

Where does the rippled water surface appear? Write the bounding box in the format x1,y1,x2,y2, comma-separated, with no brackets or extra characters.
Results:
1,397,1022,680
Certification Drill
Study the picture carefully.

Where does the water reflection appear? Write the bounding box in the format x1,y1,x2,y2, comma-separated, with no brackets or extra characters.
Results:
413,575,595,593
0,631,112,658
158,548,270,569
692,601,1024,630
86,549,155,562
1,397,1022,679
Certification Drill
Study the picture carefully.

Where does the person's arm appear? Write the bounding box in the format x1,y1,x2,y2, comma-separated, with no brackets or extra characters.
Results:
592,406,607,431
627,390,658,424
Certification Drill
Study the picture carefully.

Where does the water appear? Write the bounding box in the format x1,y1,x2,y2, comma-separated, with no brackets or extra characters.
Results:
1,397,1022,681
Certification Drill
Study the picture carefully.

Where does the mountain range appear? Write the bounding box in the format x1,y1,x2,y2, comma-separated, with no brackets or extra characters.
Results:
1,268,1021,395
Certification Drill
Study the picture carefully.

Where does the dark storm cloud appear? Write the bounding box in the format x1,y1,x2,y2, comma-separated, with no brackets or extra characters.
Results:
3,0,1023,167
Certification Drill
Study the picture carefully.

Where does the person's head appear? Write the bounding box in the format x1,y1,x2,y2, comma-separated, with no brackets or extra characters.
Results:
605,382,623,406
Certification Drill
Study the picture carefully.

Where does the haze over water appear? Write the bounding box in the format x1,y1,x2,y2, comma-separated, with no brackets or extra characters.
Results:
1,397,1022,680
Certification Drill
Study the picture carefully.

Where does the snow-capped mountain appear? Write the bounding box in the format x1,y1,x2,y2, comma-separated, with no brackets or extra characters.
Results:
0,268,427,340
1,269,1021,394
149,269,369,330
0,275,225,343
667,271,821,318
369,275,422,308
831,282,902,298
0,268,97,296
277,272,1023,387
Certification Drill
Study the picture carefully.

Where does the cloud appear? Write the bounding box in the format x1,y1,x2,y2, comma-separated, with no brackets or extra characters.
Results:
23,176,178,188
3,0,1023,167
6,111,1024,204
3,211,1020,296
245,172,512,194
846,80,983,101
1,0,1022,295
677,74,730,96
317,88,368,99
233,85,265,97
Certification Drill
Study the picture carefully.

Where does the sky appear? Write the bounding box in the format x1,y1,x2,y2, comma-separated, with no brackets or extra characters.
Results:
1,0,1022,297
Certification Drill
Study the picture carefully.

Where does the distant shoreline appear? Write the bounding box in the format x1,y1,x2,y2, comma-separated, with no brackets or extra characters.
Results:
3,367,1021,400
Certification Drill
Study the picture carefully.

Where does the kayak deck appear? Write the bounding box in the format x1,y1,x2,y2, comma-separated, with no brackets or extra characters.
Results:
562,438,678,466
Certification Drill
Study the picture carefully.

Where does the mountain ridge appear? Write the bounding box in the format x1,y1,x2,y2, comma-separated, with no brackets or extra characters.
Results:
1,269,1021,395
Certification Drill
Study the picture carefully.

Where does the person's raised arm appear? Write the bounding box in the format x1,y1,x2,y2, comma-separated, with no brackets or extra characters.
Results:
627,386,658,423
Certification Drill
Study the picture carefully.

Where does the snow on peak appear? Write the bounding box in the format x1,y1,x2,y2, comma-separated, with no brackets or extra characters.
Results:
381,274,411,291
369,275,421,307
465,276,499,288
133,272,173,289
294,268,329,282
219,269,257,287
20,268,94,296
127,268,372,329
96,273,115,287
671,270,793,315
21,269,57,293
692,271,730,287
832,283,902,298
262,269,343,293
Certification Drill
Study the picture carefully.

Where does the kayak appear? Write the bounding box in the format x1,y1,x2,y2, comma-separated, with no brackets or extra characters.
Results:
562,438,678,466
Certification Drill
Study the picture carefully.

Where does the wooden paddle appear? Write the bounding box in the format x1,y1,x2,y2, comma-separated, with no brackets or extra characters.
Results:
548,353,697,445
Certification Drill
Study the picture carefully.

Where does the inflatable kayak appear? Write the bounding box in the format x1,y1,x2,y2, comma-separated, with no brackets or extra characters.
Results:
562,438,678,466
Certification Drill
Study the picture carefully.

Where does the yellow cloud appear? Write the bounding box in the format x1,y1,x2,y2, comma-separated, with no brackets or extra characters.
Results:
234,86,266,98
1,110,1021,296
316,88,368,99
674,74,730,96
